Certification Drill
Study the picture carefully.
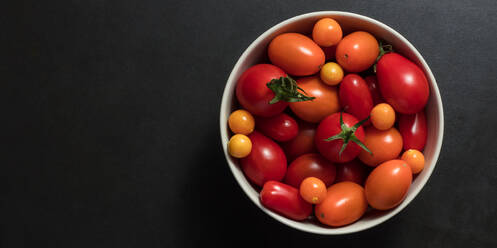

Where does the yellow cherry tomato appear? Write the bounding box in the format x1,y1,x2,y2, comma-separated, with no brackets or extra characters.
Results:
320,62,344,86
300,177,327,204
228,109,255,135
401,149,425,174
228,134,252,158
370,103,396,130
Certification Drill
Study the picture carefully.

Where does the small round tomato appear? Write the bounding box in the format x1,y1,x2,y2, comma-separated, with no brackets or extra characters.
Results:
364,75,384,105
300,177,327,204
315,182,368,227
336,31,379,72
228,109,255,135
320,62,344,86
335,160,368,185
365,160,412,210
289,76,340,123
339,74,374,124
312,18,343,47
358,127,403,166
281,120,317,162
284,153,336,188
268,33,325,76
370,103,395,130
255,113,298,142
228,134,252,158
401,149,425,174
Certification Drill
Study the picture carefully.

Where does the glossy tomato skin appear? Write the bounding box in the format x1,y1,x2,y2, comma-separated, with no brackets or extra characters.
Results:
335,160,368,185
377,53,430,114
289,76,340,123
315,182,368,227
358,127,403,167
364,75,384,105
339,74,374,124
260,181,312,221
284,153,336,188
365,160,412,210
315,113,366,163
281,120,317,162
236,64,287,117
336,31,379,72
399,111,427,151
255,113,299,142
240,131,287,187
268,33,325,76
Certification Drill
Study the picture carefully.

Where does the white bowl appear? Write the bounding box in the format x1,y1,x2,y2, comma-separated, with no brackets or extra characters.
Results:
219,11,444,235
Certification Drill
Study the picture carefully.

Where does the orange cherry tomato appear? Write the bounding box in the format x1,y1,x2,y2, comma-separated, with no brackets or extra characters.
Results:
289,76,340,123
300,177,327,204
358,127,403,166
370,103,395,130
268,33,325,76
320,62,344,86
365,159,412,210
401,149,425,174
315,182,368,227
336,31,379,72
228,134,252,158
312,18,343,47
228,109,255,135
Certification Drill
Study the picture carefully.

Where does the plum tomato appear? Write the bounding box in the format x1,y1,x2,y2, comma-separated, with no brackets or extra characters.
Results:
255,113,298,142
398,111,427,151
401,149,425,174
240,131,287,187
228,134,252,158
364,75,384,105
339,74,374,124
320,62,344,86
299,177,327,204
370,103,395,130
315,182,368,227
358,127,403,167
260,181,312,221
281,120,317,162
228,109,255,135
336,31,379,72
284,153,336,188
365,160,412,210
335,160,368,185
312,18,343,47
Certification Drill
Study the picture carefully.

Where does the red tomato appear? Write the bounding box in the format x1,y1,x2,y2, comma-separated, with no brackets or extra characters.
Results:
364,75,384,105
335,160,368,185
358,127,403,167
336,31,379,72
260,181,312,221
365,160,412,210
339,74,374,124
284,153,336,188
240,131,287,187
281,120,317,162
255,113,299,142
399,111,427,151
376,53,430,114
315,112,367,163
236,64,287,117
315,182,368,227
268,33,325,76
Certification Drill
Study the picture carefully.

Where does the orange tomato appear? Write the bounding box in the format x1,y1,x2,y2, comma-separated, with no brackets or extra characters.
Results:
315,182,368,227
228,134,252,158
312,18,343,47
320,62,344,86
268,33,325,76
365,160,412,210
289,76,340,123
299,177,327,204
358,127,403,166
336,31,379,72
228,109,255,135
370,103,395,130
401,149,425,174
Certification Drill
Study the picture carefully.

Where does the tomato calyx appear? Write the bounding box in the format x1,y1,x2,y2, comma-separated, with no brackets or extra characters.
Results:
266,76,316,104
324,112,372,158
373,41,393,73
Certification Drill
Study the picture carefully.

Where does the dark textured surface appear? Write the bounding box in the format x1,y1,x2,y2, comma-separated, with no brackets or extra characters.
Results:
1,0,497,247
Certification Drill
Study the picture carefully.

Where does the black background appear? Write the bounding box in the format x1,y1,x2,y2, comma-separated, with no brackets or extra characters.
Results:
1,0,497,247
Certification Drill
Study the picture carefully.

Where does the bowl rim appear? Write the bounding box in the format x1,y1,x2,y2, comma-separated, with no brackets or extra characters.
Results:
219,11,444,235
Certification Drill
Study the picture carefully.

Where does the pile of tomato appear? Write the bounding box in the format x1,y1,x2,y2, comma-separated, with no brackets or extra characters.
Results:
226,18,429,227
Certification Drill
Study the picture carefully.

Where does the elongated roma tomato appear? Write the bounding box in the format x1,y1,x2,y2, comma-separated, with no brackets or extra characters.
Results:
256,113,299,142
315,182,368,227
339,74,374,124
260,181,312,221
240,131,287,187
376,53,429,114
365,160,412,210
236,64,287,117
398,111,427,151
364,75,384,105
268,33,325,76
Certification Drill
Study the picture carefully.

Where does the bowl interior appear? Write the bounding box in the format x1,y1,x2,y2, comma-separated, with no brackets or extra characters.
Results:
220,11,443,235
